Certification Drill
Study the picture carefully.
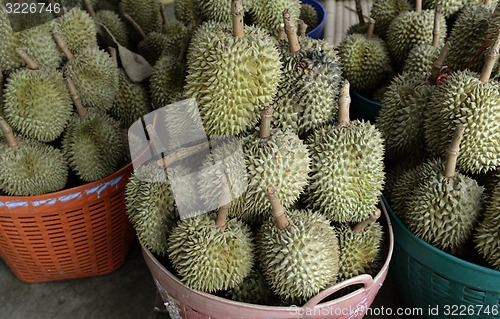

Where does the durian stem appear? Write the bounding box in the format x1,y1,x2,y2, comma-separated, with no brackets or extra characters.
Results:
15,48,38,70
485,0,492,4
355,0,365,26
337,80,351,128
259,106,273,139
177,36,190,64
444,124,465,178
415,0,422,13
66,77,87,118
0,68,3,100
266,186,289,230
160,3,169,25
232,0,245,39
52,30,74,61
83,0,96,17
428,41,450,84
108,46,118,68
0,118,17,147
284,10,300,53
366,18,375,40
352,208,381,233
215,175,232,228
277,24,286,41
480,31,500,83
122,13,147,40
298,20,307,37
345,6,370,21
432,6,441,48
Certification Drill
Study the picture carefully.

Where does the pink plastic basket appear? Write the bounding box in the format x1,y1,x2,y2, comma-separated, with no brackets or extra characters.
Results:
142,198,394,319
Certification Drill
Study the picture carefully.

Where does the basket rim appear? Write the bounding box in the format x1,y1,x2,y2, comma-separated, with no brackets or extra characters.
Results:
350,90,383,108
303,0,326,39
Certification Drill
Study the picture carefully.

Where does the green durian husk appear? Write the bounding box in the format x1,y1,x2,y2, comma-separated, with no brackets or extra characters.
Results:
94,10,129,47
198,0,253,24
184,21,282,136
250,0,301,34
299,4,319,32
375,71,433,163
257,209,340,303
0,139,68,196
422,0,477,17
4,68,73,142
120,0,162,35
274,37,342,134
64,46,119,112
150,54,186,108
345,23,369,36
370,0,412,40
108,70,151,129
125,162,177,256
61,108,125,182
161,20,190,59
0,4,23,72
338,33,391,95
387,9,446,67
403,43,441,75
423,70,500,174
167,214,254,293
56,7,98,55
405,169,484,251
174,0,203,26
16,21,63,69
336,221,384,282
474,180,500,270
223,268,275,305
307,122,385,223
137,32,168,65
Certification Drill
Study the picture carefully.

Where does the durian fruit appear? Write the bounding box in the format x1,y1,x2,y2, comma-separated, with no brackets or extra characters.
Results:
56,7,98,56
137,32,169,65
61,77,125,182
424,33,500,174
150,54,186,108
94,10,129,47
174,0,203,26
184,2,282,136
474,180,500,270
3,50,73,142
299,3,319,32
250,0,301,34
0,4,19,72
125,161,177,256
223,268,275,305
404,125,484,251
386,0,446,67
0,118,68,196
167,178,254,293
338,18,391,95
273,12,342,134
345,0,370,36
306,81,385,223
198,0,253,24
160,19,190,59
337,209,384,281
119,0,162,35
239,106,311,224
370,0,412,39
422,0,479,18
403,5,443,74
257,186,340,303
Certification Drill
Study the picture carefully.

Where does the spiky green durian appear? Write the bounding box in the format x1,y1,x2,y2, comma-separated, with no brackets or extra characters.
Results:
307,82,385,223
161,19,190,58
62,108,125,182
375,71,433,163
423,70,500,174
125,161,177,255
64,47,119,112
387,8,446,66
0,119,68,196
370,0,412,39
274,33,342,134
4,68,73,142
336,214,384,281
474,181,500,270
258,190,339,303
250,0,301,34
137,32,168,65
150,54,186,108
299,4,319,32
108,70,151,128
15,22,63,69
422,0,475,17
403,44,440,74
94,10,129,47
346,23,369,36
120,0,162,35
0,4,21,72
224,268,274,305
184,21,282,136
174,0,203,25
56,7,98,55
198,0,253,24
167,211,254,293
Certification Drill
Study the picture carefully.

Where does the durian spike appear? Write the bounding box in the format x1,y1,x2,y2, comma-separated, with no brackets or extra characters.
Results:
15,48,39,70
215,175,232,228
83,0,96,17
337,80,351,128
432,6,442,48
0,117,18,147
352,208,381,233
298,20,307,37
355,0,365,26
108,47,118,68
284,10,300,53
232,0,245,38
122,13,147,40
415,0,422,13
277,24,286,41
0,67,3,100
480,31,500,83
266,186,290,230
366,18,375,40
160,3,169,25
259,106,273,138
444,124,465,178
52,30,74,61
428,41,451,84
66,77,87,118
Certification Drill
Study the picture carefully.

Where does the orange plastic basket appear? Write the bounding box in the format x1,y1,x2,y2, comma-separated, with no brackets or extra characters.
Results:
0,163,135,283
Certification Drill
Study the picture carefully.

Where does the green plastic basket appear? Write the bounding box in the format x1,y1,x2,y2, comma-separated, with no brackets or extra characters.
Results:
383,196,500,319
349,90,382,122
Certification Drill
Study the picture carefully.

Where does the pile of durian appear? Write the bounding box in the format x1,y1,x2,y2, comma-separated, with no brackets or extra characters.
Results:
339,0,500,271
118,0,389,306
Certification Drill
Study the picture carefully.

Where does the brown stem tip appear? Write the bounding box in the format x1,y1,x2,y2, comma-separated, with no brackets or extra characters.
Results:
53,30,74,61
259,106,273,139
232,0,245,38
83,0,96,17
122,13,147,40
337,80,351,127
0,117,18,147
352,208,381,233
444,124,465,178
283,10,300,53
215,175,232,228
266,186,289,230
16,48,39,70
66,77,87,118
480,30,500,83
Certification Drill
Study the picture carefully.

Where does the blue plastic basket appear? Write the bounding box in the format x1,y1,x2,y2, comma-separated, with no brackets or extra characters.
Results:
382,196,500,319
302,0,325,39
